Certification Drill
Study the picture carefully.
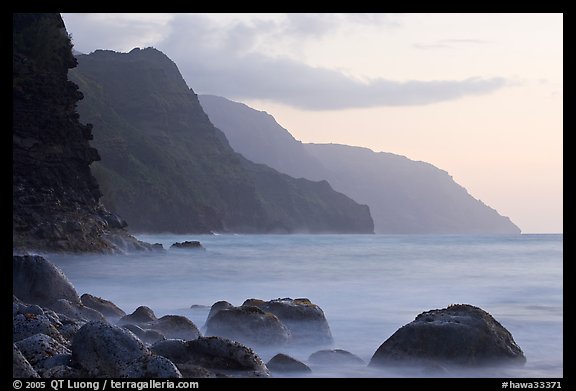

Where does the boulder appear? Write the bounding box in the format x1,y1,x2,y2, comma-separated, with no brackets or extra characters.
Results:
71,321,148,377
49,299,106,322
13,344,40,378
118,306,157,325
13,312,65,344
206,305,289,346
243,298,333,345
308,349,365,366
122,324,166,345
81,293,126,321
15,334,71,374
13,255,80,306
175,364,218,378
369,304,527,367
41,365,82,378
151,337,269,377
143,315,201,341
170,241,204,250
205,301,234,324
119,355,182,378
266,353,311,373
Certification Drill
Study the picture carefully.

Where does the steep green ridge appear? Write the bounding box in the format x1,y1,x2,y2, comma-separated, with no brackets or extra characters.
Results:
13,13,150,252
70,48,373,234
199,94,521,234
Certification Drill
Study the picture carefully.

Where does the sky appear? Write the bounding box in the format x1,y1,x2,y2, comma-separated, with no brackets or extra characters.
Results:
61,13,563,233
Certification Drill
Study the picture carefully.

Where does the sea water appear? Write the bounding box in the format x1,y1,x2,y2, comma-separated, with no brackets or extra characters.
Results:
48,234,563,378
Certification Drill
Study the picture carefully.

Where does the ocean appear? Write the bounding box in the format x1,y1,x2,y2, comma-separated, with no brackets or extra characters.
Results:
48,234,563,378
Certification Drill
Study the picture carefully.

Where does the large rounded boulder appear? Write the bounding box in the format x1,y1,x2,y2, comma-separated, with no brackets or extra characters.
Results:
369,304,526,367
13,255,80,306
81,293,126,321
243,298,333,345
206,304,289,346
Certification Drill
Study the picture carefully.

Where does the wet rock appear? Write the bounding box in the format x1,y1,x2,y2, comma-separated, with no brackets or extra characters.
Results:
369,304,527,367
170,241,204,250
15,334,71,374
120,355,182,378
13,344,40,378
267,353,311,373
308,349,365,366
152,337,269,377
13,311,65,344
49,299,106,322
41,365,83,378
205,301,234,324
143,315,201,341
123,324,166,345
13,255,80,306
206,305,289,346
118,306,158,325
176,364,218,378
71,321,148,377
152,243,164,251
243,298,333,345
81,293,126,321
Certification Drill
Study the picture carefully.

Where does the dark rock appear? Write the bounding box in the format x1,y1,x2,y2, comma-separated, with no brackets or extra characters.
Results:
308,349,365,366
71,321,148,377
176,364,218,378
13,255,80,306
266,353,311,373
206,305,289,346
152,243,164,251
120,355,182,378
170,241,204,250
13,344,40,378
15,334,71,374
369,304,527,367
243,298,333,345
13,311,65,344
152,336,269,377
123,324,166,345
49,299,106,322
81,293,126,321
118,306,158,325
12,13,151,253
143,315,201,341
41,365,82,378
205,301,234,324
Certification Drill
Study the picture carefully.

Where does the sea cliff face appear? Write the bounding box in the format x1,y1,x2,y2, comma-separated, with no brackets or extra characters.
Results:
70,48,373,234
199,95,521,234
13,13,150,252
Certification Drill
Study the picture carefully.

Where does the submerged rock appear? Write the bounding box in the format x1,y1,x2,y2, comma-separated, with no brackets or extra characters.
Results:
170,241,204,250
13,255,80,306
81,293,126,321
243,298,333,345
266,353,311,373
206,305,289,346
71,321,148,377
308,349,365,366
369,304,527,367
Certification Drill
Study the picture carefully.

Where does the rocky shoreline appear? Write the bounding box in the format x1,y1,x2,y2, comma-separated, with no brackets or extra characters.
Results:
13,254,526,378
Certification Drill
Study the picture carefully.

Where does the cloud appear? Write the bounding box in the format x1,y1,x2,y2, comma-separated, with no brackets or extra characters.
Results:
413,38,491,50
63,13,508,111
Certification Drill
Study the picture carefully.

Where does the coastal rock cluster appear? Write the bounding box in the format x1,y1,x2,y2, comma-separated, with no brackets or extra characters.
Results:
13,254,526,378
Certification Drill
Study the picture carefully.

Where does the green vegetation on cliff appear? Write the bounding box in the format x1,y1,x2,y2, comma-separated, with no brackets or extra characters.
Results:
70,48,373,233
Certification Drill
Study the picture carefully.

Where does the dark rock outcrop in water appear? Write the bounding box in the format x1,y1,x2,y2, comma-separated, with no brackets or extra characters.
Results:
70,48,373,234
243,298,333,345
369,304,526,367
205,304,290,346
12,13,150,252
266,353,312,373
199,94,521,234
308,349,365,366
171,241,204,250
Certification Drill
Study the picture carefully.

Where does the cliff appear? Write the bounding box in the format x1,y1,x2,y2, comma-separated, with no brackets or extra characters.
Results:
13,13,150,252
69,48,373,234
199,95,521,234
